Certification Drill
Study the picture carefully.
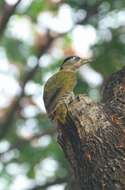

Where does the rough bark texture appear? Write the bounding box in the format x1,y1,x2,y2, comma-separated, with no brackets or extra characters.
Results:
57,94,125,190
44,66,125,190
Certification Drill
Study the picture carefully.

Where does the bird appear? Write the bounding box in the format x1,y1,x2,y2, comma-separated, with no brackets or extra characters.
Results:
43,56,92,122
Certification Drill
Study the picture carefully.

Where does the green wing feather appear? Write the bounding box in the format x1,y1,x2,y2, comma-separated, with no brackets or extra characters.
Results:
43,70,76,113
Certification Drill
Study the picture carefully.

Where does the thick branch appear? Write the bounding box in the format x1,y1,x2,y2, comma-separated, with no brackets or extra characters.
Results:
55,94,125,190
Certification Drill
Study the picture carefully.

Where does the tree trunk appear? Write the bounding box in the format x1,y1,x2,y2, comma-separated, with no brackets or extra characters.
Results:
55,94,125,190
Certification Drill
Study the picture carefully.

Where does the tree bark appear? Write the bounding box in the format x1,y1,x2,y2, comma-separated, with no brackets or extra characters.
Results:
54,94,125,190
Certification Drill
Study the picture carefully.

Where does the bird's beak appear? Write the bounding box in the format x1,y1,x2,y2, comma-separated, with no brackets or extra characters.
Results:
75,58,93,69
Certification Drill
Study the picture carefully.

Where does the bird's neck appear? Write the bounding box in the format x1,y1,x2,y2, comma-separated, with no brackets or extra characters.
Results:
55,70,77,100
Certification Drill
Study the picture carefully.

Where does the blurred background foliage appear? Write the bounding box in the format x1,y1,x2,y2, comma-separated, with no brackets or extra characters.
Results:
0,0,125,189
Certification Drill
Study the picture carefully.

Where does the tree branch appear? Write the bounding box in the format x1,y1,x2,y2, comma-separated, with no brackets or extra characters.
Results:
28,177,67,190
53,94,125,189
0,33,54,139
0,0,21,36
76,2,101,25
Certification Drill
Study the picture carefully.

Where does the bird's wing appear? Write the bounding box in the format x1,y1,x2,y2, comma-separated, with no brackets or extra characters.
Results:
43,73,60,110
43,71,76,113
44,86,62,112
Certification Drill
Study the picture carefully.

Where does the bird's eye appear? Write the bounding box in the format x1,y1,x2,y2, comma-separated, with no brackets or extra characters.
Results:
71,57,76,61
71,56,80,62
62,56,80,65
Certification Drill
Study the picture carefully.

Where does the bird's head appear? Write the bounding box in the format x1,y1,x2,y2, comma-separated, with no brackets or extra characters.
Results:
60,56,92,71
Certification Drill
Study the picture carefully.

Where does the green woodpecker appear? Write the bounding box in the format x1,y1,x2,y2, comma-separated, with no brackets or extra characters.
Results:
43,56,92,119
